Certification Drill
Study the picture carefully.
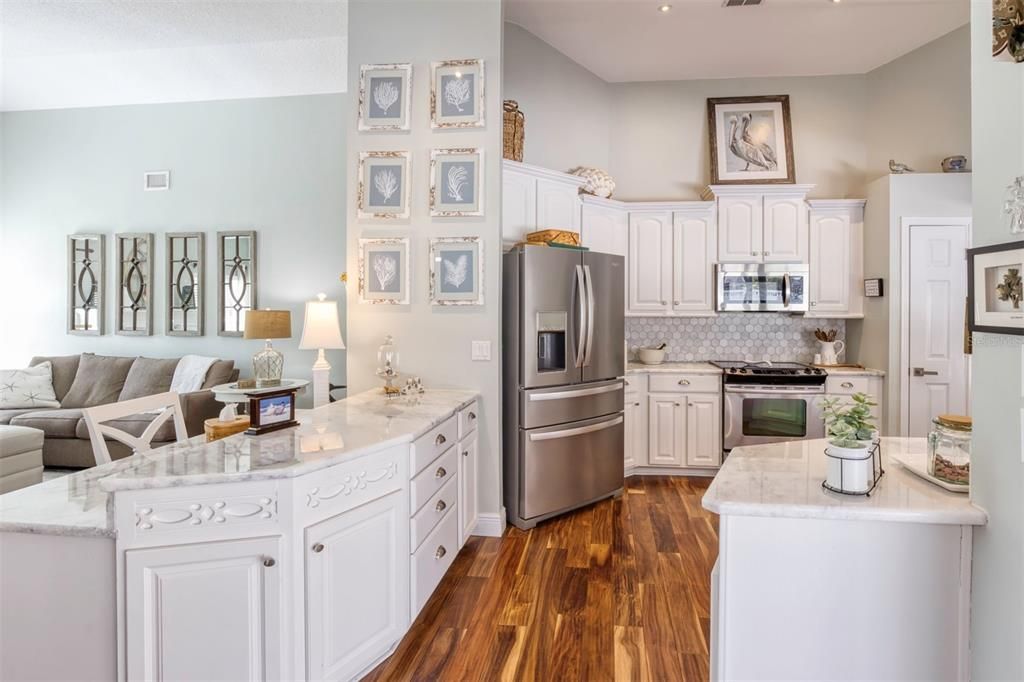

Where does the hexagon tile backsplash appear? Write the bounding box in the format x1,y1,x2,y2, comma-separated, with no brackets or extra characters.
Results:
626,316,847,363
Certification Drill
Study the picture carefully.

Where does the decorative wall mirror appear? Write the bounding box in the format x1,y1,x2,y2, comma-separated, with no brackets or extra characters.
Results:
115,233,154,335
68,234,105,335
167,232,205,336
217,230,257,337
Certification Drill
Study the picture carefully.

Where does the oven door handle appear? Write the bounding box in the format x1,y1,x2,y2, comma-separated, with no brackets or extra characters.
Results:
724,387,825,396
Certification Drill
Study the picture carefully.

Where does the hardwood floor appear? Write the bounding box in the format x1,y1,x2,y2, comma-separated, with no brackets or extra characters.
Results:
364,475,718,681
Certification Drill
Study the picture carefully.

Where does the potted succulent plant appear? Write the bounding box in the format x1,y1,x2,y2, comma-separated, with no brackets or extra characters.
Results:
820,393,878,493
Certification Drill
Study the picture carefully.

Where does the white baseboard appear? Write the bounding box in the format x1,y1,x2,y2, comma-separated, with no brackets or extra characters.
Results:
628,466,718,478
471,510,506,537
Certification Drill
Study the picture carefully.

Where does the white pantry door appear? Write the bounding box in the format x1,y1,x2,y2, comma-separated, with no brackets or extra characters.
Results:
907,223,969,437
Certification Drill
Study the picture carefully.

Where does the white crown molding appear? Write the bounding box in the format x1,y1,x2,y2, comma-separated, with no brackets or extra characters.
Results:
806,199,868,211
502,159,586,187
701,184,816,200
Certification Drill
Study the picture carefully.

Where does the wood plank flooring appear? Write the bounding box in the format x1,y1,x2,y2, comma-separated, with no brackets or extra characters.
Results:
364,475,718,681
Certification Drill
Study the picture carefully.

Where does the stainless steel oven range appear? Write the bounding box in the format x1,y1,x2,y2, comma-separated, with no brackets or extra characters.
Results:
710,361,826,451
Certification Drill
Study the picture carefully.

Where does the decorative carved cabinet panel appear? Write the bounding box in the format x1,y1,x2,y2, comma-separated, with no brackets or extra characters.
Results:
68,234,105,335
116,233,154,335
167,232,205,336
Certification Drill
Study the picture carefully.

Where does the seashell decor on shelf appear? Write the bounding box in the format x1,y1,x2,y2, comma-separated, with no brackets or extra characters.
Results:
568,166,616,199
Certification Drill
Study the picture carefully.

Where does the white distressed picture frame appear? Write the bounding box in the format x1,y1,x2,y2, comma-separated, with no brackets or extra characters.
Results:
358,63,412,132
359,237,410,305
358,151,411,220
430,59,485,129
430,148,484,217
429,237,483,306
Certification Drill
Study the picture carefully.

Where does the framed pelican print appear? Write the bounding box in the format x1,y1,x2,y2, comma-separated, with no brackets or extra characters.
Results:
707,95,795,185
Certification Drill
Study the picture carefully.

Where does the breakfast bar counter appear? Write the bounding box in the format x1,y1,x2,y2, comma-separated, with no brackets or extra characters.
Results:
703,437,985,682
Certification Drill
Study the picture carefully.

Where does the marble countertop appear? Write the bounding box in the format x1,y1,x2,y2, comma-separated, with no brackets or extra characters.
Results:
702,437,987,526
820,366,886,377
627,361,722,374
0,389,477,538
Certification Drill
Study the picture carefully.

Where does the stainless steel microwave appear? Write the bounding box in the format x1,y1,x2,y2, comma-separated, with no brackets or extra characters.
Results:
716,263,810,313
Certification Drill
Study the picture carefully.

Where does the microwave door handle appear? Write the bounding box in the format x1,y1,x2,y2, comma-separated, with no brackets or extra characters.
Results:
583,264,595,366
574,264,587,368
783,273,790,308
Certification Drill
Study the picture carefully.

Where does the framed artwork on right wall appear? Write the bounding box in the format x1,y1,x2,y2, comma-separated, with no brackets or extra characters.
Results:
968,240,1024,335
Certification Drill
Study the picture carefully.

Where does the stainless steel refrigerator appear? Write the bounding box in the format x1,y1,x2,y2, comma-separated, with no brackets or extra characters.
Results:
502,246,625,530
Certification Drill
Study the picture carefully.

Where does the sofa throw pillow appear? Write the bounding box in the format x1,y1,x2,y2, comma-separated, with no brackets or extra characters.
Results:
60,354,136,408
0,362,61,409
120,357,180,401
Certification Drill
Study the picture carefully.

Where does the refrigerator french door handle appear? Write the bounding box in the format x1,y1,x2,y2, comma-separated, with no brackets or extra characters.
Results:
583,264,595,367
528,415,623,442
574,265,587,368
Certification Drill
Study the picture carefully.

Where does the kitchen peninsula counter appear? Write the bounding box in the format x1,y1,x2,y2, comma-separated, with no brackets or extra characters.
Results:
703,437,984,681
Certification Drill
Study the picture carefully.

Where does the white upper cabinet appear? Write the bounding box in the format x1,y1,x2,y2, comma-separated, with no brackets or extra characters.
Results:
763,194,808,262
501,160,585,248
705,185,813,264
807,200,866,318
628,212,673,314
581,196,628,257
718,195,763,262
672,207,717,314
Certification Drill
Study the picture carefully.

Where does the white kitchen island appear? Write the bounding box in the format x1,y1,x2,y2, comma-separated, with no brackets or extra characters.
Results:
703,437,986,682
0,388,480,682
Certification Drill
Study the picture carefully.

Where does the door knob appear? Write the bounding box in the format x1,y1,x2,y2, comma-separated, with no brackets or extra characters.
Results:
312,543,325,553
912,367,939,377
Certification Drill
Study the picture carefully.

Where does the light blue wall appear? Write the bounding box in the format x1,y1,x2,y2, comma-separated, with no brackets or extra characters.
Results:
0,94,347,405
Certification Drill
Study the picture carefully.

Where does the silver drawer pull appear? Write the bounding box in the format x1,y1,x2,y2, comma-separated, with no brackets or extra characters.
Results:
436,500,447,512
841,382,854,389
435,466,447,478
677,379,690,386
435,545,447,560
312,543,324,553
435,434,447,446
263,557,276,567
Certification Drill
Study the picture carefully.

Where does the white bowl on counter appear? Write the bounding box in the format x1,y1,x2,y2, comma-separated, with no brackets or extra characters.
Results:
636,347,666,365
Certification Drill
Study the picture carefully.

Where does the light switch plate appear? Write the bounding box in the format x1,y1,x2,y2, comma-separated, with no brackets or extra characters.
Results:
471,340,491,361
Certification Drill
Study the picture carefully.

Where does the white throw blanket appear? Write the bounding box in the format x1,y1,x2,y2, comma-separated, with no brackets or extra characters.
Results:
170,355,219,394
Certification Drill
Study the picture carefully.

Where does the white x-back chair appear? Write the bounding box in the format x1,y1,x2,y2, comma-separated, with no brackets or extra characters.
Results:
82,391,189,465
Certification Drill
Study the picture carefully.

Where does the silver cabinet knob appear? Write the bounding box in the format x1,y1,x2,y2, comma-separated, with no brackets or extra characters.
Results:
312,543,325,553
673,301,681,305
674,402,681,407
435,466,447,478
841,381,854,389
435,434,447,446
435,545,447,560
661,300,667,305
468,412,476,421
263,557,276,567
435,499,447,512
810,302,817,307
634,402,641,407
751,251,757,256
462,450,469,457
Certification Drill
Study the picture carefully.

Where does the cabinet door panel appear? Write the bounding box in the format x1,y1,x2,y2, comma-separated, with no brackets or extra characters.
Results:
809,213,851,313
624,395,647,471
648,396,684,467
686,394,722,467
126,536,283,682
502,170,536,247
718,196,762,262
306,491,408,682
537,179,581,233
458,433,479,546
582,203,628,257
628,213,672,314
672,212,717,314
763,195,808,262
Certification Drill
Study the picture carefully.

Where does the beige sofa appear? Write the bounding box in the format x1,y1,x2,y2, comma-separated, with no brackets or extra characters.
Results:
0,354,238,468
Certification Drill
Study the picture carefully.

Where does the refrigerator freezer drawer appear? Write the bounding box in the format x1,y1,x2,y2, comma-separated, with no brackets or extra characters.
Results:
521,379,624,430
521,413,624,520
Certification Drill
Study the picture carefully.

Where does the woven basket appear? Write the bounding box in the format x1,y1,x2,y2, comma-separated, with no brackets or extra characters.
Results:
527,229,580,246
503,100,525,162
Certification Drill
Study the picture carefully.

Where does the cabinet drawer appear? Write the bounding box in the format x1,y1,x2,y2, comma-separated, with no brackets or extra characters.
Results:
412,501,459,617
411,414,458,476
648,374,720,394
411,476,457,552
624,374,647,394
458,401,479,440
825,376,870,395
411,446,458,514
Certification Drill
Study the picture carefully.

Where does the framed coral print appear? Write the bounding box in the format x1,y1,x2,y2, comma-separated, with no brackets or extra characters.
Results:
358,151,411,220
359,237,410,305
430,148,484,217
358,63,412,132
430,237,483,306
430,59,485,129
707,95,795,185
968,240,1024,335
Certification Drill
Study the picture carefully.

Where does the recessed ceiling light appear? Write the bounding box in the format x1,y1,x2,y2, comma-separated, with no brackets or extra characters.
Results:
658,4,672,12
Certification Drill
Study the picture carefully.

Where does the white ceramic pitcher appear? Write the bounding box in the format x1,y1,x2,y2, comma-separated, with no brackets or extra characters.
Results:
818,340,845,365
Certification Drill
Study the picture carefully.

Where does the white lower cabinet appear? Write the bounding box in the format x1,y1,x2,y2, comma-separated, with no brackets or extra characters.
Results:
411,504,459,617
628,374,722,473
648,396,686,467
624,392,647,471
686,394,722,467
458,432,478,546
125,536,284,682
305,491,407,682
